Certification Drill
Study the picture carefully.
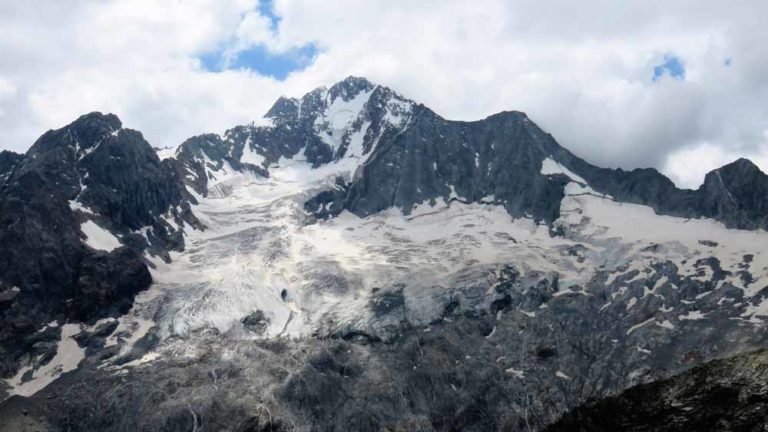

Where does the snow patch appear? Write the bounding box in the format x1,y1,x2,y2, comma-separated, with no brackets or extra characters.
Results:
679,310,706,321
3,323,85,399
240,139,266,167
541,157,587,184
81,220,121,251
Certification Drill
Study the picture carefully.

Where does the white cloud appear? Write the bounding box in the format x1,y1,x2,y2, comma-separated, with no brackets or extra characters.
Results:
665,132,768,189
0,0,766,188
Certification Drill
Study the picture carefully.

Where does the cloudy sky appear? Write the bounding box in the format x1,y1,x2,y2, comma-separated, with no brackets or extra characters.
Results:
1,0,766,188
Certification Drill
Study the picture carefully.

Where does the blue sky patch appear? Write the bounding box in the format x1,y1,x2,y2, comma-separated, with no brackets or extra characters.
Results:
199,0,318,80
258,0,280,30
201,44,318,80
652,55,685,81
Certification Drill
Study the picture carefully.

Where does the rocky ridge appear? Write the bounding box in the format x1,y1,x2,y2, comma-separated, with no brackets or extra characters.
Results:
0,113,199,377
546,348,768,431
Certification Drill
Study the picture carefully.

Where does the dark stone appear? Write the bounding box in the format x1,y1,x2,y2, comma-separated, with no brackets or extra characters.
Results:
0,112,191,377
546,349,768,432
242,310,271,335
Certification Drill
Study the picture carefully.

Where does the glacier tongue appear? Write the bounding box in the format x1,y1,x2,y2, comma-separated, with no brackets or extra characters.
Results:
118,153,768,351
144,159,584,341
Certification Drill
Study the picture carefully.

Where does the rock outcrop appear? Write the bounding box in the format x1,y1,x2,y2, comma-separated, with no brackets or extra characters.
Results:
547,349,768,431
0,113,197,377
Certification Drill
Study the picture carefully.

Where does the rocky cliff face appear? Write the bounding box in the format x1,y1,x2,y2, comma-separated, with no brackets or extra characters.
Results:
0,113,198,378
546,349,768,431
1,77,768,431
0,151,22,182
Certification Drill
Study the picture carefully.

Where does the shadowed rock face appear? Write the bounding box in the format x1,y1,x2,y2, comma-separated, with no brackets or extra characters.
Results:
331,95,768,229
0,112,194,378
0,151,22,182
564,156,768,231
172,133,269,196
546,349,768,432
19,113,199,233
343,109,568,222
698,158,768,229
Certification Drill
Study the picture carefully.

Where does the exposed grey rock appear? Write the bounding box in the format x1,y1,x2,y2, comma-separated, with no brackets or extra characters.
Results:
0,112,194,378
1,255,766,431
242,310,271,335
546,349,768,431
0,150,21,184
173,133,268,196
342,109,567,223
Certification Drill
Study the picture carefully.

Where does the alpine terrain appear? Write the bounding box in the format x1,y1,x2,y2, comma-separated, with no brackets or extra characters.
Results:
1,76,767,431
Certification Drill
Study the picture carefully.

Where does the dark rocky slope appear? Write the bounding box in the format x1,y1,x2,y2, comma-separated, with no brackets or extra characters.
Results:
0,113,198,378
566,155,768,231
2,255,768,431
342,109,569,223
0,150,22,182
172,133,268,197
546,349,768,431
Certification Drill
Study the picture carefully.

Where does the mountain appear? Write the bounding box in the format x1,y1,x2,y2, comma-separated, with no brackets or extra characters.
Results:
0,77,767,431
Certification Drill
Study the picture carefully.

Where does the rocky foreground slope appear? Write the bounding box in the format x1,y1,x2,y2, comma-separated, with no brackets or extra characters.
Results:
1,77,768,430
546,349,768,431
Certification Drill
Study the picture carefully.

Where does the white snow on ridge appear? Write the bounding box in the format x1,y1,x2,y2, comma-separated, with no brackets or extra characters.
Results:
69,199,95,215
557,193,768,288
563,182,607,197
679,310,706,321
541,157,587,184
155,147,177,160
317,88,375,153
81,220,121,251
327,90,374,130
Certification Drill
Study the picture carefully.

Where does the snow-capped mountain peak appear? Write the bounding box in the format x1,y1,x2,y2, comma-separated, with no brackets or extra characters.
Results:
173,77,417,197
